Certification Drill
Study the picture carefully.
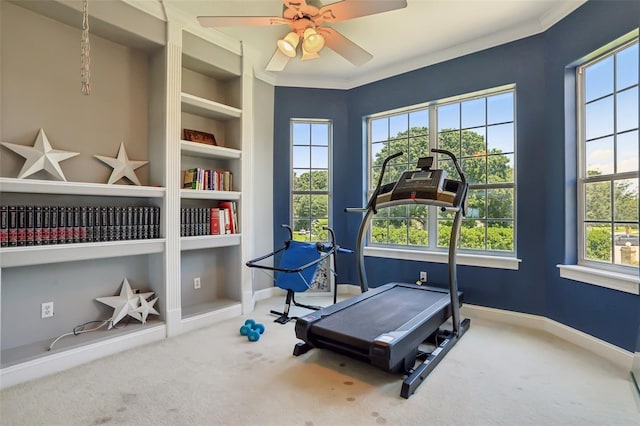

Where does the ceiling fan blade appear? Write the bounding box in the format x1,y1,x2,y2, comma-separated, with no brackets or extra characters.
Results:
198,16,289,27
265,48,291,72
318,0,407,23
318,27,372,66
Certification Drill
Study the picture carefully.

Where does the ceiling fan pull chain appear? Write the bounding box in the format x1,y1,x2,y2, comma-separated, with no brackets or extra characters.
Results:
80,0,91,95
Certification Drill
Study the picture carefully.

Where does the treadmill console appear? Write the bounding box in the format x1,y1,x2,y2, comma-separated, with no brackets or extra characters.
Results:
389,168,447,202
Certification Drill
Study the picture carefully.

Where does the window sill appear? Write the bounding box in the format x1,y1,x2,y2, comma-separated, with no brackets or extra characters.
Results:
557,264,639,295
364,246,521,270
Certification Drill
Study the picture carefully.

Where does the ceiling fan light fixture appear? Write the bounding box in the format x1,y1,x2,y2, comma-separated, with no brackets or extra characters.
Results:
277,31,300,57
301,46,320,61
302,28,325,53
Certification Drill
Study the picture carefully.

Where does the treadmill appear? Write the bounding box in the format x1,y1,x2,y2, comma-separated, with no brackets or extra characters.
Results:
293,149,471,399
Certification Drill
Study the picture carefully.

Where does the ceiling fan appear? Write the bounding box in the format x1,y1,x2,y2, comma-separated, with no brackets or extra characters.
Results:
197,0,408,71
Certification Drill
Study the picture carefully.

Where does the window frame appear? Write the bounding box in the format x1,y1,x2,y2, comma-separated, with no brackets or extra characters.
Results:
576,37,639,275
364,85,518,265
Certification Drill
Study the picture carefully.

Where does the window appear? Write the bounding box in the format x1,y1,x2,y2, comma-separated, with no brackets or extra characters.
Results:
367,87,516,257
577,38,638,273
291,119,332,242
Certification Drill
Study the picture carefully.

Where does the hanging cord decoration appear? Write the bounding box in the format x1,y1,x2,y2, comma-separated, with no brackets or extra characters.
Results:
80,0,91,95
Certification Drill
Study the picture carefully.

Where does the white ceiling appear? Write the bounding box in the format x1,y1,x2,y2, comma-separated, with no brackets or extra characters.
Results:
164,0,586,89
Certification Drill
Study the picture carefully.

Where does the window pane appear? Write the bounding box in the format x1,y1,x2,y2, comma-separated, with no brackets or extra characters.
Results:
310,170,328,191
311,146,328,168
585,136,614,176
614,224,638,267
461,98,485,129
462,157,486,184
389,114,408,139
292,146,310,168
293,122,310,144
438,103,460,131
371,118,388,142
293,219,311,240
617,130,639,173
585,55,614,102
488,153,514,183
460,220,486,250
585,223,612,263
487,92,514,124
371,142,387,166
438,219,453,248
616,87,638,133
408,136,429,165
616,43,639,90
409,204,428,244
439,130,461,157
461,128,486,157
585,96,614,140
466,189,486,219
488,188,514,219
584,181,611,220
310,194,328,217
311,123,329,145
409,110,428,135
487,123,514,154
389,218,409,245
488,220,514,251
293,169,310,191
292,195,310,219
371,219,389,243
614,178,638,221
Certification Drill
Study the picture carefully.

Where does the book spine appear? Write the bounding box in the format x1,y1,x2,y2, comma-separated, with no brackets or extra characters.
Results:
50,206,59,244
114,206,122,241
107,207,115,241
42,206,50,245
153,207,160,238
100,207,108,242
57,206,66,244
79,206,88,243
17,206,26,246
25,206,35,246
72,206,80,243
34,206,43,245
86,206,94,242
210,207,220,235
1,205,8,247
8,206,18,246
65,207,74,242
205,207,210,235
126,206,134,240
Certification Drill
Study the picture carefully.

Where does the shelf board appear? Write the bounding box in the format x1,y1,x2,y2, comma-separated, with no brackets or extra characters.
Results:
181,300,242,333
0,178,166,198
181,93,242,120
180,234,241,251
0,239,166,268
180,140,241,160
1,321,166,376
180,189,241,200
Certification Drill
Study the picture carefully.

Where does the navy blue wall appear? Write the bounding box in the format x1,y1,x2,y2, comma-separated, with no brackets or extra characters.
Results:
273,1,639,351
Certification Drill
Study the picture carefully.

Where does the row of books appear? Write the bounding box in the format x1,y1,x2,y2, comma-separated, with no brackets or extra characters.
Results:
180,202,238,237
0,205,160,247
182,168,233,191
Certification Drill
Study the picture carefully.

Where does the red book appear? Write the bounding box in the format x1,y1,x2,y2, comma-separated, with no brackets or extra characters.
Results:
218,202,235,234
209,208,220,235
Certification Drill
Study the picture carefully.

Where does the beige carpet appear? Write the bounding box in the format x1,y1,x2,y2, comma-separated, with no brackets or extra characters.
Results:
1,296,639,426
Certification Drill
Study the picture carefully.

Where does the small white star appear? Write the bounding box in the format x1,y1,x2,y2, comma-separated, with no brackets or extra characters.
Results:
133,295,159,324
94,142,148,185
1,129,79,181
96,278,143,329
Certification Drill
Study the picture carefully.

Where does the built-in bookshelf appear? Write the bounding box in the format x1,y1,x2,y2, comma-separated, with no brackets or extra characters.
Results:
177,28,247,329
0,0,252,388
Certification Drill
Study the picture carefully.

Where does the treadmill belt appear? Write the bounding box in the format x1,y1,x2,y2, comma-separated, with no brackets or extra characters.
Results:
312,286,448,349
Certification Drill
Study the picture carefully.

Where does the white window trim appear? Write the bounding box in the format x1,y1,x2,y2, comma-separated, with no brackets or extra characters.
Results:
557,264,639,295
364,246,521,270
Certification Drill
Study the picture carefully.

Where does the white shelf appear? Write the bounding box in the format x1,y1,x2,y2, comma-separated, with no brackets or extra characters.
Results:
181,93,242,120
180,189,241,200
180,140,241,160
0,322,166,388
180,234,240,251
181,300,242,333
0,239,166,268
0,178,166,198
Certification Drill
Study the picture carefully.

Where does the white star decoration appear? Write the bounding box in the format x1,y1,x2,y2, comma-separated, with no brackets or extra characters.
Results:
1,129,79,181
94,142,148,185
96,278,158,329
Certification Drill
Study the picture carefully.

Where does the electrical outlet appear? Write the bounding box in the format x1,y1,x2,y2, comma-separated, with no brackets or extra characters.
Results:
41,302,54,318
193,277,201,289
420,271,427,282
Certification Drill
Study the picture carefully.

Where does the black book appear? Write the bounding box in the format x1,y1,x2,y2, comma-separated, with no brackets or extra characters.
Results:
107,207,115,241
17,206,26,246
8,206,17,247
58,206,66,244
132,207,139,240
93,207,101,242
125,206,134,240
65,207,74,243
1,205,8,247
42,206,50,245
79,207,88,243
34,206,43,246
50,206,59,244
114,206,122,241
72,206,80,243
142,206,150,239
86,207,94,242
100,207,108,242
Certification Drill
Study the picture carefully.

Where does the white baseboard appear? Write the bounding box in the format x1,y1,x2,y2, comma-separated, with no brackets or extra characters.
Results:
461,304,634,371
